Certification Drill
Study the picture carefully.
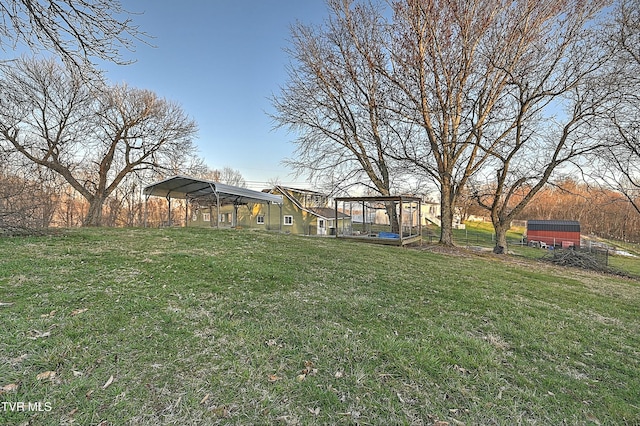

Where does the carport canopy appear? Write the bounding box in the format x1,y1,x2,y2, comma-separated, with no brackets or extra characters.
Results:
143,175,283,227
143,175,283,205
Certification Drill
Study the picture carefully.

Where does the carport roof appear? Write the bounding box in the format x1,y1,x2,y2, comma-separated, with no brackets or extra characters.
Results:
143,175,283,205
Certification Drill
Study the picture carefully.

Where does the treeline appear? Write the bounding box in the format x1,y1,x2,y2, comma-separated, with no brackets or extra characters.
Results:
0,172,173,230
519,181,640,243
0,166,248,231
464,179,640,243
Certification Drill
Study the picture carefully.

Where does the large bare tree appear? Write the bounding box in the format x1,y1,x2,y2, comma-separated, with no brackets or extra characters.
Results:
272,0,406,231
468,0,611,253
0,57,198,226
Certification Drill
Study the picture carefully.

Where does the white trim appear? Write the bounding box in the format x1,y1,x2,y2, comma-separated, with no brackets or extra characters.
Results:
284,215,293,225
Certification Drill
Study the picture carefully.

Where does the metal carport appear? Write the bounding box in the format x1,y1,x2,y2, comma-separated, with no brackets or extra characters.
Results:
143,175,283,228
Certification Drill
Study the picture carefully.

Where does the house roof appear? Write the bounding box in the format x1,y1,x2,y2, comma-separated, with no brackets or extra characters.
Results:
144,175,283,205
271,186,350,220
309,207,350,220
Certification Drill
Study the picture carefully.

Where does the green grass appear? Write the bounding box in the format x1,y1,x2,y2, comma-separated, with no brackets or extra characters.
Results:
1,228,639,425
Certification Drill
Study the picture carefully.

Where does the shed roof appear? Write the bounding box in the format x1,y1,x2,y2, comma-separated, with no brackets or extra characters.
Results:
527,220,580,232
144,175,283,205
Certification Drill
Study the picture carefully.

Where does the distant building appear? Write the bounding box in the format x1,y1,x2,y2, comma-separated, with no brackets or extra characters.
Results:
190,185,351,236
526,220,581,248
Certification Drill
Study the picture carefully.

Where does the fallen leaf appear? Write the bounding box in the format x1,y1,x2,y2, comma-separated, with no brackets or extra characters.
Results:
199,393,210,405
296,374,306,382
334,371,344,378
102,375,114,389
0,302,14,307
73,370,83,377
71,308,88,316
67,408,78,417
28,330,51,339
86,389,94,399
433,421,450,426
0,383,19,393
268,374,282,383
36,371,56,381
308,407,320,415
211,406,230,418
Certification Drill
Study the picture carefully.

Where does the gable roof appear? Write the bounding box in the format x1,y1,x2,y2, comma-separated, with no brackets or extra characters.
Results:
309,207,350,220
144,175,283,205
527,220,580,232
271,186,349,220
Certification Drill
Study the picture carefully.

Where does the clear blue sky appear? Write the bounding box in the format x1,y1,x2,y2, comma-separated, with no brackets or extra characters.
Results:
103,1,329,189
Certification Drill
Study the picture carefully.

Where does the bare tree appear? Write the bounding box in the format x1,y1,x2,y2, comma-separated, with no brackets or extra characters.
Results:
0,148,63,230
469,2,611,253
0,57,199,226
272,0,406,232
0,0,146,68
595,0,640,215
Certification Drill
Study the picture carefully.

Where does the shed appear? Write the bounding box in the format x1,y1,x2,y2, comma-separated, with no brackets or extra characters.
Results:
526,220,580,248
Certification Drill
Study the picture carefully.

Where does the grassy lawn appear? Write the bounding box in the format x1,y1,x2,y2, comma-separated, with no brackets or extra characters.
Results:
1,228,639,425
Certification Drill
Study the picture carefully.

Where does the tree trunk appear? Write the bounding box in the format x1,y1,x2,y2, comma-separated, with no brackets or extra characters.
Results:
385,201,400,234
493,220,509,254
83,195,106,227
440,186,455,246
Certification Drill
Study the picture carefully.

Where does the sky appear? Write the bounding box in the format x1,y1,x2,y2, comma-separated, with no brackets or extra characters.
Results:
100,1,329,190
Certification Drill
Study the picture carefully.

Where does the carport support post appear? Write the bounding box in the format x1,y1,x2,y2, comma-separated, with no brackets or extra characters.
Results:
216,192,220,229
399,199,403,245
267,202,271,230
185,198,189,227
166,194,172,227
208,183,220,229
418,199,422,238
143,193,150,228
334,199,338,238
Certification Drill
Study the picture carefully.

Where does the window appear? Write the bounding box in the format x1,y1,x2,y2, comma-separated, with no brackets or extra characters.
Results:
318,219,325,228
257,215,265,225
284,215,293,225
203,212,210,222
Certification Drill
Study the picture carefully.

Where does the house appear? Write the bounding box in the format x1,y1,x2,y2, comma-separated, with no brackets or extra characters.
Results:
265,186,351,235
190,185,351,236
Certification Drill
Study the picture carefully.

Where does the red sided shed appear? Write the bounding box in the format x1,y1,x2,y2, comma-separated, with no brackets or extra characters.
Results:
526,220,580,248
